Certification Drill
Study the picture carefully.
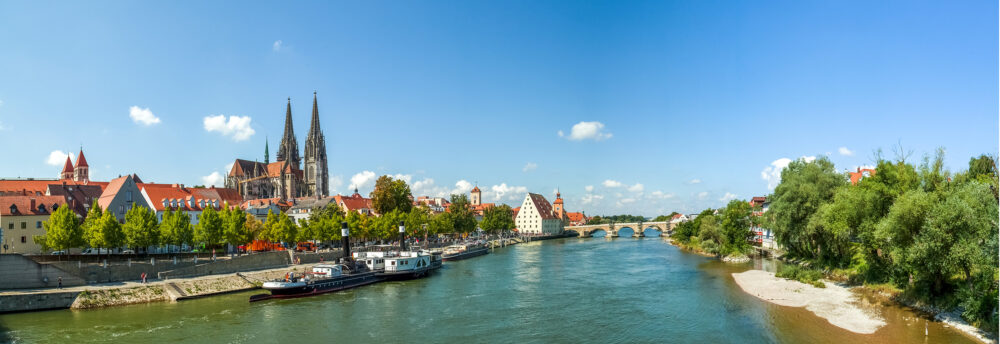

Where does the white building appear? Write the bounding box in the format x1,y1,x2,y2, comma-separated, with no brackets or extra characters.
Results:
514,193,563,235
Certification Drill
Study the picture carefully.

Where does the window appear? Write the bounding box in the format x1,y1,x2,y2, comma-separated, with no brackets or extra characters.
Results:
126,191,132,202
21,236,26,243
36,221,41,228
7,222,11,229
120,205,124,213
21,222,26,229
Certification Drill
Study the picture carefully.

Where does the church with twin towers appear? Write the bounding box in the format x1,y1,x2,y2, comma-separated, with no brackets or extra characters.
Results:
226,92,329,200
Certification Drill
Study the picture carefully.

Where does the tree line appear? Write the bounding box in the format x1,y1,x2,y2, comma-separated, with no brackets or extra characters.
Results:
34,174,519,254
764,150,998,332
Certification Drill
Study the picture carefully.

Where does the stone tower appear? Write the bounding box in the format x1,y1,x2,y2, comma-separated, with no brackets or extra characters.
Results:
60,156,74,180
73,149,89,183
553,189,564,220
276,98,301,168
470,185,482,206
303,92,329,198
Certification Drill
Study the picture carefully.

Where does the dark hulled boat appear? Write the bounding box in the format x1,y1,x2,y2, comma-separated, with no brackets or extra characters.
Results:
249,264,381,302
441,242,489,261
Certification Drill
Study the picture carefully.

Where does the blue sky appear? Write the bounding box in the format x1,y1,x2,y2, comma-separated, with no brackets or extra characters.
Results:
0,1,996,216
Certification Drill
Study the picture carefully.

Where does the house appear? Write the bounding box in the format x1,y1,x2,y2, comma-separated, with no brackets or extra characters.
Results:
566,212,587,226
241,198,288,222
469,186,495,219
848,167,876,185
140,184,242,224
98,175,151,223
514,193,563,235
414,196,449,214
0,195,67,254
288,197,337,223
333,188,375,215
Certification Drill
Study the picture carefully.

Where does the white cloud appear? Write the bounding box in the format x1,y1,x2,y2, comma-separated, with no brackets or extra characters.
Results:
489,183,528,201
627,183,644,192
453,180,474,195
273,40,283,51
224,162,234,173
203,115,255,141
688,179,701,184
350,170,376,190
201,171,225,187
391,174,412,184
602,180,623,188
760,156,815,190
522,162,538,172
697,192,709,199
559,121,613,141
46,150,74,166
584,185,594,192
129,106,160,126
581,193,604,205
838,147,854,156
650,191,674,199
412,178,435,193
719,192,738,202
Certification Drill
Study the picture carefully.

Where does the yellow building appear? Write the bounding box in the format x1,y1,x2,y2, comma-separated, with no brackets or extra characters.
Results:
0,196,67,254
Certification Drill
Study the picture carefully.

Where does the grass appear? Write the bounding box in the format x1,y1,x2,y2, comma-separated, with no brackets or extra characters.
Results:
776,264,826,288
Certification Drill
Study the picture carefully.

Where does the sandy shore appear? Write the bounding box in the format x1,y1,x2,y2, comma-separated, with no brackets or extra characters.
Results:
732,269,886,334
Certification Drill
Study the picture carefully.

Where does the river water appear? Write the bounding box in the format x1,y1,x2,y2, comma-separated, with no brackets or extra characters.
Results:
0,238,979,343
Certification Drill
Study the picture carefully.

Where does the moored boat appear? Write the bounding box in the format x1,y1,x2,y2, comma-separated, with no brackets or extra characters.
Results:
441,242,489,261
251,221,381,302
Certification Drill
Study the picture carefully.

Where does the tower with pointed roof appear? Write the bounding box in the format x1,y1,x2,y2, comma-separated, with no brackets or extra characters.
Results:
303,92,329,198
264,137,270,164
73,149,89,183
553,189,564,220
276,97,301,168
60,156,74,180
470,185,482,206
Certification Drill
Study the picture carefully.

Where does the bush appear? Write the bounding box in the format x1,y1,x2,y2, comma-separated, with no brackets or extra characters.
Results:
776,264,826,288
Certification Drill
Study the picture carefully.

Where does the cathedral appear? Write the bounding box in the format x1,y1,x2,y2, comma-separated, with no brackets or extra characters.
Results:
226,93,329,200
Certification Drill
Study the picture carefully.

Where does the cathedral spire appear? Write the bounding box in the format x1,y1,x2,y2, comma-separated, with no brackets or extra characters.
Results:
276,97,300,167
304,91,329,198
264,136,270,164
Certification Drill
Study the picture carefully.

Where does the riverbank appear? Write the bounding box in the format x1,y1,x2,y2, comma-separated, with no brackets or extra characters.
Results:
0,264,316,313
733,269,886,334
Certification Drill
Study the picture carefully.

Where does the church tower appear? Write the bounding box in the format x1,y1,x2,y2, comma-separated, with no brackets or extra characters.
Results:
553,189,564,220
304,92,329,198
470,185,482,206
276,98,301,168
73,149,89,183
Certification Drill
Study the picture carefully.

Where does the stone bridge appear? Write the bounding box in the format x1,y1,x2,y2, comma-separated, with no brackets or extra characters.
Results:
564,221,672,238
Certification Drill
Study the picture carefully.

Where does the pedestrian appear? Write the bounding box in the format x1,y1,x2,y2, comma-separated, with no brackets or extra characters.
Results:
58,276,62,289
141,272,147,284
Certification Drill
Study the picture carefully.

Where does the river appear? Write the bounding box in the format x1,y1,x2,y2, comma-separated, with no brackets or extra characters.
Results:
0,238,979,343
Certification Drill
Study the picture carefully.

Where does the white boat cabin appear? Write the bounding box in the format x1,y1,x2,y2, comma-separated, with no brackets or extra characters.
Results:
384,251,432,272
311,264,343,278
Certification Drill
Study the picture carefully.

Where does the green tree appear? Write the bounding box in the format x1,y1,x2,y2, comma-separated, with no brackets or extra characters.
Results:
428,212,455,236
122,204,159,253
195,206,224,249
720,200,752,255
160,208,194,251
262,209,280,243
768,156,845,259
243,214,264,247
697,215,722,254
653,212,679,222
448,194,477,233
480,204,515,233
371,175,413,215
221,205,250,247
271,211,298,244
405,206,431,242
82,201,105,251
35,203,83,254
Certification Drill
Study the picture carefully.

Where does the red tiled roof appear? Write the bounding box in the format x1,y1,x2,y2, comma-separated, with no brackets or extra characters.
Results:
97,176,130,210
471,186,481,193
62,157,74,173
566,212,586,222
241,197,289,210
141,184,243,212
334,193,373,213
0,195,67,216
75,149,88,167
527,193,557,220
848,168,877,186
